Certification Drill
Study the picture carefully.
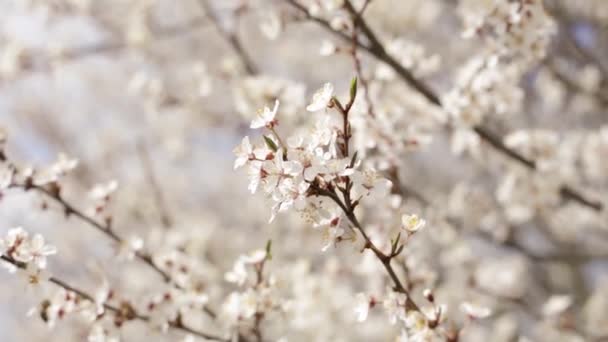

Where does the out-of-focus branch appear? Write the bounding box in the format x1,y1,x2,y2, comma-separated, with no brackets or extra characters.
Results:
0,255,229,342
9,16,209,76
284,0,604,213
10,182,172,281
198,0,258,75
136,142,173,229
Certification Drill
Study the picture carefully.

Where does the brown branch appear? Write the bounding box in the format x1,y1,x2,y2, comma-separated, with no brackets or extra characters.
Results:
314,185,422,312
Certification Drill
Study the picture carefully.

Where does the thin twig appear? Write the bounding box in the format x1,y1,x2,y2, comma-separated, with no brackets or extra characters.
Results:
136,142,173,229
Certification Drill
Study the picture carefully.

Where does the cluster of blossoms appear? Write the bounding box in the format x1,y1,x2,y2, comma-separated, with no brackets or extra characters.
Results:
235,82,391,247
221,245,285,340
233,80,499,340
0,227,56,279
445,0,556,153
2,0,608,341
461,0,556,61
0,227,111,338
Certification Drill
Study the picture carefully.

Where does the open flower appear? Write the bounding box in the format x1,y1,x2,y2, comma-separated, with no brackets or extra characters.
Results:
542,295,572,317
460,301,492,319
354,293,373,322
306,83,334,112
251,100,279,129
383,291,408,324
233,136,253,170
401,214,426,233
28,234,57,269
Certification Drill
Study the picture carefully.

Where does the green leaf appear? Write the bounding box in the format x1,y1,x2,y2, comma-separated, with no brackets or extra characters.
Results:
263,135,278,152
391,231,401,253
349,76,358,101
350,151,358,168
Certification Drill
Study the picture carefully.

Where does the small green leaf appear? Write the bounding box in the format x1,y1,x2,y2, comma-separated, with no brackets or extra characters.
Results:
392,231,401,253
263,135,278,152
349,76,358,101
350,151,358,168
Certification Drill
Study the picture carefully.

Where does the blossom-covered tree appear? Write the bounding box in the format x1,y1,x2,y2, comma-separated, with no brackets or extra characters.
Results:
0,0,607,341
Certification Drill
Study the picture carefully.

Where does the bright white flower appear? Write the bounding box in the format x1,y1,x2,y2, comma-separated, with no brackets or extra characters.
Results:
0,227,55,267
306,83,334,112
89,180,118,200
403,311,434,341
270,178,309,222
351,169,392,200
0,226,29,255
354,293,372,322
320,223,344,252
460,301,492,319
383,291,408,324
225,249,267,286
247,161,263,194
251,100,279,129
316,213,351,251
542,295,572,317
401,214,426,233
27,234,57,269
34,153,79,185
225,259,248,286
242,249,267,264
233,136,253,170
221,289,260,323
320,40,336,56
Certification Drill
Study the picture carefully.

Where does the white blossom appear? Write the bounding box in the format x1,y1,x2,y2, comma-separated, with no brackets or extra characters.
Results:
251,100,280,129
460,301,492,319
306,83,334,112
401,214,426,233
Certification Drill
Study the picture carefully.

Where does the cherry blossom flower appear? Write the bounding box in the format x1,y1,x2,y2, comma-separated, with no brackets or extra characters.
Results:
306,83,334,112
460,301,492,319
34,153,78,185
251,100,279,129
354,293,372,322
401,214,426,233
89,180,119,200
383,292,408,324
542,295,572,317
233,136,253,170
27,234,57,269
